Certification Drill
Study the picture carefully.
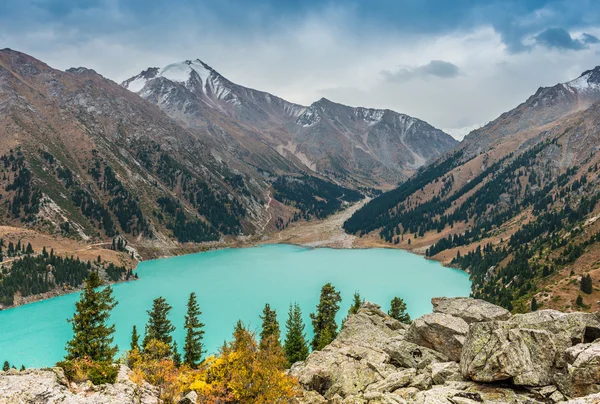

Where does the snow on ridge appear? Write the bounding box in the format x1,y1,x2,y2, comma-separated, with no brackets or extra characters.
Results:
296,106,320,127
354,108,385,124
126,76,147,93
564,70,600,92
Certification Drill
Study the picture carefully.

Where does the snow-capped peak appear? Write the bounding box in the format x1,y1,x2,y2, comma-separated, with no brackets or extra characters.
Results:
122,59,217,93
564,66,600,92
158,59,213,85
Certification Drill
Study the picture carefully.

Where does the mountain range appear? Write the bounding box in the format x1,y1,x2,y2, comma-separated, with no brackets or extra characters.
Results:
0,48,455,257
121,59,457,188
345,66,600,312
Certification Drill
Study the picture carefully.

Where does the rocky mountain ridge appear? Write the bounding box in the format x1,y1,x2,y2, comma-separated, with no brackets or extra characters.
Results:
122,59,458,187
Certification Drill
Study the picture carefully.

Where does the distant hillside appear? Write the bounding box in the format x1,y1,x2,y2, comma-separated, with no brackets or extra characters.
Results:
345,66,600,312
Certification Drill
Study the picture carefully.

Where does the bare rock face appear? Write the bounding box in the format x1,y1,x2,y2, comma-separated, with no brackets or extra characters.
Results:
460,309,600,389
431,297,512,323
289,302,408,398
0,365,158,404
293,298,600,403
563,340,600,397
405,313,469,361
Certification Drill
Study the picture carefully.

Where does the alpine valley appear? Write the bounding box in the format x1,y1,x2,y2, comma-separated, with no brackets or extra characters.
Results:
0,48,456,308
345,65,600,312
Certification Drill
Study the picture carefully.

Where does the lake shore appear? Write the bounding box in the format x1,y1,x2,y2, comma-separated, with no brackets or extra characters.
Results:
0,198,461,311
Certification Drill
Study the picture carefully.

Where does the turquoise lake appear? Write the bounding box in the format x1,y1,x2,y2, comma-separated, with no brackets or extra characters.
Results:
0,244,471,368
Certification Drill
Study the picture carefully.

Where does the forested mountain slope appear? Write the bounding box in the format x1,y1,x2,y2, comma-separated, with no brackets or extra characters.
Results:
0,48,269,247
345,66,600,312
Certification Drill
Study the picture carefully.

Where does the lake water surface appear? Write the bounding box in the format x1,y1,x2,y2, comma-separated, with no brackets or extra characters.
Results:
0,244,471,368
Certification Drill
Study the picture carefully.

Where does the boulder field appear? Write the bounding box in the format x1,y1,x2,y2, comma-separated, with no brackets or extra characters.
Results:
291,298,600,403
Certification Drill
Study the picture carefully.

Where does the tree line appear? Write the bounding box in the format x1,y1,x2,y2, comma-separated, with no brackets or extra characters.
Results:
49,274,411,402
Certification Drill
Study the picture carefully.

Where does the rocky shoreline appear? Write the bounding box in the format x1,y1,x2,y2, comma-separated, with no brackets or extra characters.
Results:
2,297,600,403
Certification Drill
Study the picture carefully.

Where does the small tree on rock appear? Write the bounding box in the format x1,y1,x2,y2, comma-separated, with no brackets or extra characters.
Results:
388,297,411,324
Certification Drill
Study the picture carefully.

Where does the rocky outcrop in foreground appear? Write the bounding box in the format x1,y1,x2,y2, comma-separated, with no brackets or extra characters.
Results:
0,365,159,404
291,298,600,403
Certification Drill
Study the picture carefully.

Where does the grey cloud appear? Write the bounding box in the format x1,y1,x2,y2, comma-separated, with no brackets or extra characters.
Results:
582,33,600,44
382,60,460,82
534,27,598,50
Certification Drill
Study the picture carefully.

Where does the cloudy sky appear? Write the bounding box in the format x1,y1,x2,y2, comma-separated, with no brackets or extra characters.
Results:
1,0,599,136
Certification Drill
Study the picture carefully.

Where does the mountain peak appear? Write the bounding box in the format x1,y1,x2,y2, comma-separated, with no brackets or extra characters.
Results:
564,66,600,92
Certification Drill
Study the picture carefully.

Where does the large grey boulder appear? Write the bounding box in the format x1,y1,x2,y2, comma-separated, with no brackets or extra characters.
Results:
562,340,600,397
411,381,546,404
430,361,462,385
383,337,449,369
432,297,512,323
289,302,404,398
405,312,469,361
461,309,600,392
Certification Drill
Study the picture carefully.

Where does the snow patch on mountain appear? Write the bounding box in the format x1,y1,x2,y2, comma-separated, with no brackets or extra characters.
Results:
563,66,600,93
443,124,482,141
126,76,147,93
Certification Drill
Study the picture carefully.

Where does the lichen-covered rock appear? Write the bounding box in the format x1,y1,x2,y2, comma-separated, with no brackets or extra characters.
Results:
563,340,600,397
432,297,512,323
383,338,448,369
289,302,404,398
405,312,469,361
430,361,462,385
412,382,546,404
365,368,416,393
0,365,158,404
460,309,600,391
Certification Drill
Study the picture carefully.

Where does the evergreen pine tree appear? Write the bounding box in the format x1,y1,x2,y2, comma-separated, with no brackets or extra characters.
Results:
20,364,25,371
172,341,182,367
130,325,140,351
576,295,584,307
259,303,281,347
283,303,309,365
347,291,363,316
531,297,538,312
581,274,593,294
65,272,118,362
183,292,205,368
388,297,411,324
143,297,175,350
310,283,341,351
2,361,9,371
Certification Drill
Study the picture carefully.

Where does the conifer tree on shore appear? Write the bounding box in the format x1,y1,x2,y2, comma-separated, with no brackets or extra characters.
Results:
259,303,281,348
65,272,118,362
143,297,175,352
310,283,341,351
130,325,140,351
283,303,309,365
183,292,205,368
